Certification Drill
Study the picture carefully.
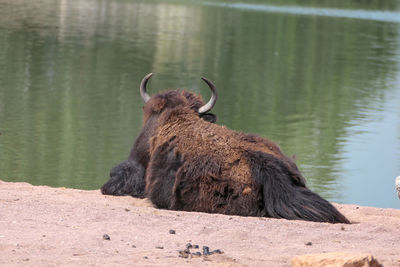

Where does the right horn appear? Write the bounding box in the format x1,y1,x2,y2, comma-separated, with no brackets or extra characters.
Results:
140,73,153,103
198,77,218,114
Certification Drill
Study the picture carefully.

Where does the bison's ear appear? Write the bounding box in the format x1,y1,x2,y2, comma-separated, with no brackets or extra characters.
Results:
199,113,217,123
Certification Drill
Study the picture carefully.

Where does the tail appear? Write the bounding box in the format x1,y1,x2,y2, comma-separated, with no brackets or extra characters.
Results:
246,151,350,224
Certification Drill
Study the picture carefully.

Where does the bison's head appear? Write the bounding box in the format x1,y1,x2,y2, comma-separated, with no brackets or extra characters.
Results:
139,73,218,124
103,74,218,198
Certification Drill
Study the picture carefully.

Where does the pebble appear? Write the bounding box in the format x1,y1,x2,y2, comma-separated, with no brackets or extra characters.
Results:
178,244,223,258
179,250,190,258
212,249,223,254
305,242,312,246
103,234,111,240
203,246,211,255
169,229,176,234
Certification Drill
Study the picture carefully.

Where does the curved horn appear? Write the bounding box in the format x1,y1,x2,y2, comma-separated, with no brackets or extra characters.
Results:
198,77,218,114
140,73,153,103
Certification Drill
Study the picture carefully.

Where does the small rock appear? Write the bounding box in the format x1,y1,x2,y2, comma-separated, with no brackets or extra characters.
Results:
131,245,136,248
124,208,130,212
156,246,164,249
179,250,190,258
341,226,345,231
191,252,202,257
305,242,312,246
186,243,193,249
193,244,199,249
73,253,84,256
212,249,224,254
203,246,211,255
169,229,176,234
103,234,111,240
143,256,148,259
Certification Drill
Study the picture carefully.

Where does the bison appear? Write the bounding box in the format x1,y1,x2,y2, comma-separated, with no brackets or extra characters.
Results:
101,73,350,224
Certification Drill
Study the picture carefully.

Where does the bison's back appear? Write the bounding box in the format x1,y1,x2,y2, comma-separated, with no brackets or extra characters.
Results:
146,109,349,223
146,111,289,216
147,124,265,215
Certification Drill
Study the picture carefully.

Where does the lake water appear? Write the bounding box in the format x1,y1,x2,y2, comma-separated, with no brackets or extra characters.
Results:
1,0,399,208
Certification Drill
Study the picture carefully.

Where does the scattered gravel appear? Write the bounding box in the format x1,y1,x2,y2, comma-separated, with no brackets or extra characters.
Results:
179,243,223,258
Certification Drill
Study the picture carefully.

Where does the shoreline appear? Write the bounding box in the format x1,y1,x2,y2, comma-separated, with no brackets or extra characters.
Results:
1,180,399,266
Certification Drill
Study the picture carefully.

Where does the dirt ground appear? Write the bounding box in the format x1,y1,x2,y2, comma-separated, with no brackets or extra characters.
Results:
1,179,399,266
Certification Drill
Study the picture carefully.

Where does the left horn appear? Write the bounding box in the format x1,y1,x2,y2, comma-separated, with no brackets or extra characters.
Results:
198,77,218,114
140,73,152,103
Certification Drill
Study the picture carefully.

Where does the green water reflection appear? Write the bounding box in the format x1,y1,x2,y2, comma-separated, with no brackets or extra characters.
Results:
0,0,399,208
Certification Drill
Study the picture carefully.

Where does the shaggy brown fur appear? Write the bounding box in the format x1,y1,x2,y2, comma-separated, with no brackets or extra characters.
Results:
102,90,350,223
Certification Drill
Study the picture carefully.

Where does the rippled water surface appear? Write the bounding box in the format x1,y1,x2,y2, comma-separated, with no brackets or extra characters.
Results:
1,0,400,208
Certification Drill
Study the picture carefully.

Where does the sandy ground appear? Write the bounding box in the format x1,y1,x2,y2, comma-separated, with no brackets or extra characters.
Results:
1,179,400,266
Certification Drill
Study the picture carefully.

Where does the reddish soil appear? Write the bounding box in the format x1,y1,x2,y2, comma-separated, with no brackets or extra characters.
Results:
1,180,399,266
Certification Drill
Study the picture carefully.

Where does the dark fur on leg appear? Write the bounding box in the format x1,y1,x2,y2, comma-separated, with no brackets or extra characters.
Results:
101,160,145,198
246,150,350,224
146,138,184,209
